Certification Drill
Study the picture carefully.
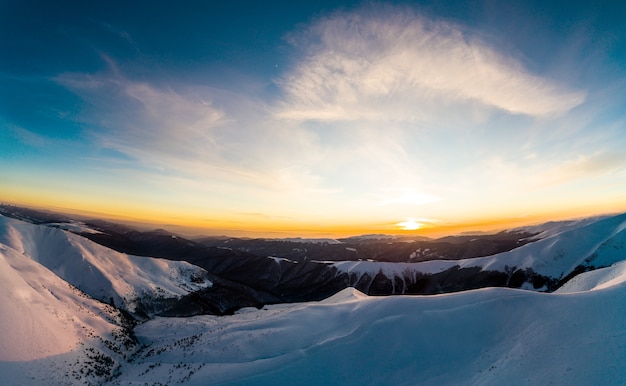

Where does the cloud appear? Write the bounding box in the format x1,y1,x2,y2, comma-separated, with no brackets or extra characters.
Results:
106,82,225,162
57,72,224,167
464,148,626,201
55,67,339,206
5,125,49,148
538,151,626,187
276,5,586,121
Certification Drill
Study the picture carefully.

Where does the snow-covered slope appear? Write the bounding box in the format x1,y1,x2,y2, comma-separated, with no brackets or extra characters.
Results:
512,215,609,239
1,244,97,362
0,215,213,316
0,241,138,385
556,259,626,293
330,213,626,290
46,220,103,234
112,280,626,385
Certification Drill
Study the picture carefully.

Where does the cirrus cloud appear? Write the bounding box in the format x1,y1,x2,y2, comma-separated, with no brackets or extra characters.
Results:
276,5,586,121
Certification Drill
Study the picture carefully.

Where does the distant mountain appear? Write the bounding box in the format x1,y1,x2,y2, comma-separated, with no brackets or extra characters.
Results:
0,215,278,317
105,211,626,300
195,231,533,263
327,212,626,294
3,204,625,303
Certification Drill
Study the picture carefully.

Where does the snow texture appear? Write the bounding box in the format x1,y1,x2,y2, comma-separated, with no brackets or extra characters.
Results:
114,283,626,385
0,239,138,385
556,259,626,293
0,215,212,314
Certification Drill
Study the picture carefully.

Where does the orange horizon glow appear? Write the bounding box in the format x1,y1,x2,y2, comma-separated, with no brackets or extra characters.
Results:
3,195,625,240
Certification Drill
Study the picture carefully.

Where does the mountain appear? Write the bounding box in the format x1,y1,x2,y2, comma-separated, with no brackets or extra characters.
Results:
0,214,283,317
0,215,214,318
166,212,626,300
113,271,626,385
0,214,275,384
2,205,625,302
0,205,544,303
195,231,535,263
327,212,626,293
1,208,626,384
0,228,138,385
80,222,546,301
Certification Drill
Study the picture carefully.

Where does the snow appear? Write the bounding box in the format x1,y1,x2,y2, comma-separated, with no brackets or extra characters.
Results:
319,287,367,304
330,213,626,282
267,256,298,264
0,240,138,385
332,258,455,277
556,260,626,293
0,244,84,361
112,282,626,385
513,215,608,239
0,215,212,314
467,213,626,277
46,220,102,234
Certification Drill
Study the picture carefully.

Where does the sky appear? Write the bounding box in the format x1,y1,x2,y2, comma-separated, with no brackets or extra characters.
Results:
2,0,626,237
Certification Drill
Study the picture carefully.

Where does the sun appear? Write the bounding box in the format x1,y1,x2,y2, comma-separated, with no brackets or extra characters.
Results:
396,218,423,231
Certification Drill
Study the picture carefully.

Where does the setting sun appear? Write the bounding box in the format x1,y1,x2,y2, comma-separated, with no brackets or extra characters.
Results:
396,218,423,231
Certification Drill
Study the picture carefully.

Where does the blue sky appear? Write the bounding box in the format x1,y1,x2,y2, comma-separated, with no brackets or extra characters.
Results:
2,1,626,236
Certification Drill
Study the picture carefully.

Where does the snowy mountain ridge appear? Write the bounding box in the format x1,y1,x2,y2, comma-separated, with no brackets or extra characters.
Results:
115,271,626,385
0,237,139,384
330,212,626,291
0,215,213,317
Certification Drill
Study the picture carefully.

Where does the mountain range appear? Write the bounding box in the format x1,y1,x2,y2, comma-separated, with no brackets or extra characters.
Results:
0,204,625,385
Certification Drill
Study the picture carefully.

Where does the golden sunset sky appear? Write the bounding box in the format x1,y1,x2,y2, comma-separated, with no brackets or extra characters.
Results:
2,1,626,237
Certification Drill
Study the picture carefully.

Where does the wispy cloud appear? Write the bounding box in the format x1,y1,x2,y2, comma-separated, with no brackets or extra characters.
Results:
537,151,626,187
276,5,586,121
57,72,224,166
54,67,337,208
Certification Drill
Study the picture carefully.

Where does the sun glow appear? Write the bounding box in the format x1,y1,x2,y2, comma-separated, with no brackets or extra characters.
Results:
396,218,423,231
